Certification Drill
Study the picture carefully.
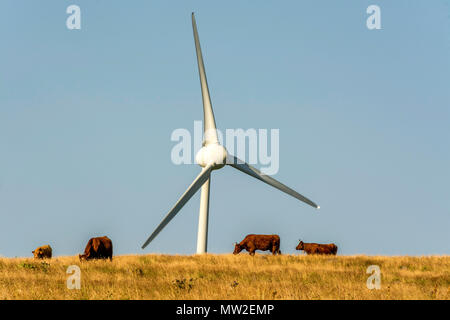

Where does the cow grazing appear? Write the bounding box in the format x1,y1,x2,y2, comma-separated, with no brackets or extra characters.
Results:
32,245,52,259
79,236,113,261
296,240,338,255
233,234,281,256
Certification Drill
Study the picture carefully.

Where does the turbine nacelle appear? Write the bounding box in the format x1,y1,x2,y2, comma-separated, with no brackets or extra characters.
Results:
195,143,228,169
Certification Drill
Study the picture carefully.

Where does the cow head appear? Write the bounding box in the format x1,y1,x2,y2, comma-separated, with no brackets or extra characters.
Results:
233,242,242,255
32,248,44,259
79,254,87,262
296,240,304,251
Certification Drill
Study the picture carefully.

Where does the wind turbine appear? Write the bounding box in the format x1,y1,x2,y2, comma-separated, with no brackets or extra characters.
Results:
142,13,319,254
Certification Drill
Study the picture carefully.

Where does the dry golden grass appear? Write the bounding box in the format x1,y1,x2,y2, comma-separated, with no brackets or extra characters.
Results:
0,254,448,300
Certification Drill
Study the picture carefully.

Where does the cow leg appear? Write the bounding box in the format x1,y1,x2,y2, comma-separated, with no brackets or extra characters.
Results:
247,243,256,256
274,245,281,255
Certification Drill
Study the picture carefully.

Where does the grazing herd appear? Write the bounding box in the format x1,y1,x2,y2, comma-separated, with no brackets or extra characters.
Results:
32,236,113,261
31,234,337,260
233,234,338,256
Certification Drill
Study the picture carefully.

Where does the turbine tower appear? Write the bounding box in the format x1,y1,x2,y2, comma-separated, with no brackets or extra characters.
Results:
142,13,319,254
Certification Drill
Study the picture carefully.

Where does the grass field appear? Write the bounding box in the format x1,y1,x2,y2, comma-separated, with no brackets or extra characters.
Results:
0,254,448,300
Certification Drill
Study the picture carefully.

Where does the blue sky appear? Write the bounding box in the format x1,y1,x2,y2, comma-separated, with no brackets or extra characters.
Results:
0,1,449,257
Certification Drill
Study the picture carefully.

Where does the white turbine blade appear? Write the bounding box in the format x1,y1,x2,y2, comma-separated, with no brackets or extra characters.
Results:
192,12,219,145
228,156,319,209
142,165,213,249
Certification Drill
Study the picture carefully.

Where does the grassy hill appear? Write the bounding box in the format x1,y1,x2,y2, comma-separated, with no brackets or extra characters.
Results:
0,254,448,299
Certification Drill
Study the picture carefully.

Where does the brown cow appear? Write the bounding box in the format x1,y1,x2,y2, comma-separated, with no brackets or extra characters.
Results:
233,234,281,256
32,245,52,259
296,240,338,255
79,236,113,261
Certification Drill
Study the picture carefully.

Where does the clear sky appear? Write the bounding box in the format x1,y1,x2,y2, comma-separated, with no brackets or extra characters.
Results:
0,1,449,257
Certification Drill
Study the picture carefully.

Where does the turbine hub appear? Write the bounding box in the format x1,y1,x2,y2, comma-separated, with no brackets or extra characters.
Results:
195,143,227,169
